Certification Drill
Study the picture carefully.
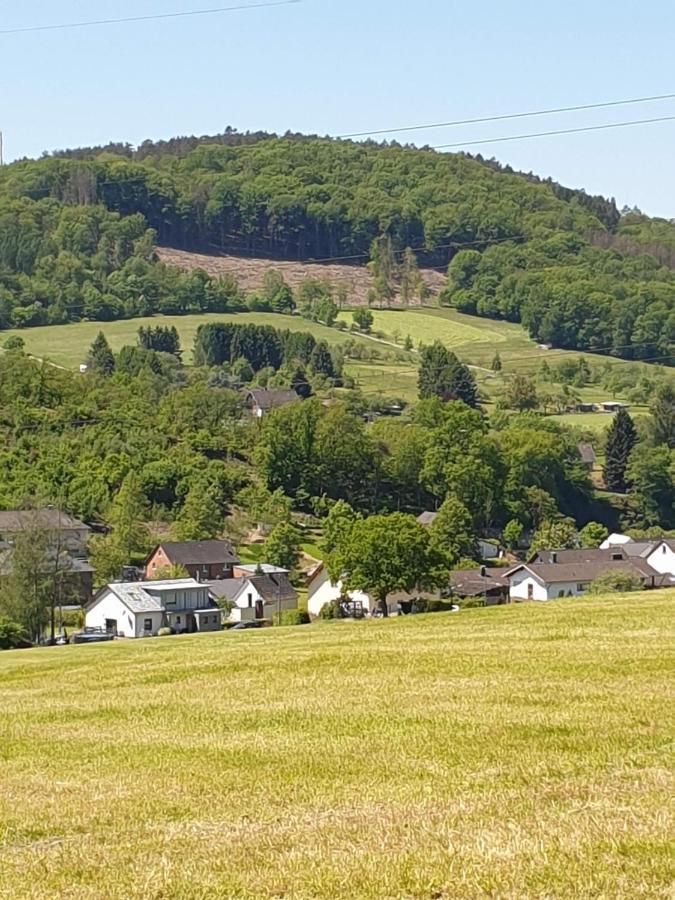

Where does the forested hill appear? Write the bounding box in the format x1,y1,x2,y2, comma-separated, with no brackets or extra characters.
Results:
0,133,674,360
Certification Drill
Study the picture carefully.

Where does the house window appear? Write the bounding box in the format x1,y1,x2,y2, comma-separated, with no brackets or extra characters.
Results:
176,616,181,624
213,615,218,624
143,618,153,632
576,583,588,592
527,583,534,600
248,592,253,608
557,590,565,598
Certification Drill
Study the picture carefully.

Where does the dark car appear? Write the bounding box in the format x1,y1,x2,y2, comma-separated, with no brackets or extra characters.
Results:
72,627,115,644
229,621,264,631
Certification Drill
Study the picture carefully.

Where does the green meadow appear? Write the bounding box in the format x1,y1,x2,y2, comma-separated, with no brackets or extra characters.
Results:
0,593,673,899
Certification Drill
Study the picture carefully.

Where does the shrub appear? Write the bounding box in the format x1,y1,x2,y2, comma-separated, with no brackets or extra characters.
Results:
589,571,644,594
273,609,310,626
457,596,485,609
157,627,175,637
3,335,25,351
318,600,340,619
0,616,31,650
412,598,458,614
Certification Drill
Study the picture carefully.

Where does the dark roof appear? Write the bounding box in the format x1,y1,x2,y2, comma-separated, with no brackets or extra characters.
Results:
156,540,239,567
0,547,93,578
620,541,660,558
577,442,596,465
0,508,89,534
249,573,297,603
416,511,438,526
532,548,627,565
450,567,508,597
246,389,300,411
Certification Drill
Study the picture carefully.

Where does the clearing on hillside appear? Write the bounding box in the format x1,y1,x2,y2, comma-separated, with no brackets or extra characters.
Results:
156,246,446,305
0,594,672,899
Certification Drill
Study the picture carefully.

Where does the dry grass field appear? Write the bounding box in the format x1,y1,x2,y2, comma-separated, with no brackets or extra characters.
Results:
0,594,673,899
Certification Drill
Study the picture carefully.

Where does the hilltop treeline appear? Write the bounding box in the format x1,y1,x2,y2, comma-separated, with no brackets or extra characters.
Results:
0,134,674,361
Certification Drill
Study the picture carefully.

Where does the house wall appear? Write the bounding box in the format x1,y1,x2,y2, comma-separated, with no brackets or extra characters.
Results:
86,591,138,638
146,548,233,581
230,581,297,620
307,571,386,617
647,544,675,577
508,571,549,601
146,586,210,612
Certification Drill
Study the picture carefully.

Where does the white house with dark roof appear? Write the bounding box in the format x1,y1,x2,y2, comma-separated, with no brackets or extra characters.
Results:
209,573,298,622
85,579,222,637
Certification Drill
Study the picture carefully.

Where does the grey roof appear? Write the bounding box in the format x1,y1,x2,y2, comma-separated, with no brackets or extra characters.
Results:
107,583,164,613
0,508,90,534
417,511,438,526
532,548,628,565
207,578,246,601
99,578,208,613
0,547,94,577
450,567,508,596
156,540,239,567
246,389,300,410
577,442,596,464
620,541,659,558
247,573,297,603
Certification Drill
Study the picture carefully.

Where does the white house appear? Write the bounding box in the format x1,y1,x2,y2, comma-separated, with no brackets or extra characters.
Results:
506,557,671,601
208,573,297,622
85,579,222,638
306,563,435,618
307,564,376,617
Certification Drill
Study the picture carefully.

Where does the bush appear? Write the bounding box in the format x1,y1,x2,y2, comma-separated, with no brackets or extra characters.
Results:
3,335,25,351
157,627,175,637
412,598,458,614
456,596,485,609
589,571,644,594
0,616,31,650
273,609,310,626
318,600,340,619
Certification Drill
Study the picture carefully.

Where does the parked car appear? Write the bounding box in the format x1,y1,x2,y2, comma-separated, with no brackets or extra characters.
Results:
72,627,115,644
230,621,264,631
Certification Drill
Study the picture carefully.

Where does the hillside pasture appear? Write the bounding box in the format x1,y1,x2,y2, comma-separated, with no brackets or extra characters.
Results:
0,594,673,899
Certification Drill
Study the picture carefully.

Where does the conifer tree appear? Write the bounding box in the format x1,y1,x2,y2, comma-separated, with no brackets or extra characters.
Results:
309,342,335,379
648,383,675,449
604,408,638,492
87,331,115,376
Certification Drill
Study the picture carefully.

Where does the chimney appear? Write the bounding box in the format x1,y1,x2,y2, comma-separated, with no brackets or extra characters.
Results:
551,551,557,564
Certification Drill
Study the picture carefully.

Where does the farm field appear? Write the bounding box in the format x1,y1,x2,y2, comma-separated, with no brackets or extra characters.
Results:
0,594,673,899
0,312,368,369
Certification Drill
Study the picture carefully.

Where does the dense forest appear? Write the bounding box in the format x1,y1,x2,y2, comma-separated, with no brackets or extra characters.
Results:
0,131,673,361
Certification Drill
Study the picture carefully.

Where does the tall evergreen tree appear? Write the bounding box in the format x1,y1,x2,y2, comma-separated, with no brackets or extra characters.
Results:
309,341,335,379
87,331,115,376
604,408,638,492
418,342,477,408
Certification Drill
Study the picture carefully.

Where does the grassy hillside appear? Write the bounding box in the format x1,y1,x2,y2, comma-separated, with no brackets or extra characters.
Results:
0,594,672,899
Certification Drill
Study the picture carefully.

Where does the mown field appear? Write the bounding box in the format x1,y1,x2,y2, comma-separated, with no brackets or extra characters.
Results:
0,594,673,899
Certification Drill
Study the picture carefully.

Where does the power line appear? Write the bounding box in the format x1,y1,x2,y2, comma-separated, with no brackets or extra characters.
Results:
339,92,675,139
432,114,675,150
0,0,299,36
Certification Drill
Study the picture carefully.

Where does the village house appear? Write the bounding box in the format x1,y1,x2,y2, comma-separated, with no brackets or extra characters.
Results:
244,388,300,418
449,567,509,604
208,572,297,622
306,562,438,618
505,556,672,601
0,508,94,603
85,579,222,637
145,540,240,581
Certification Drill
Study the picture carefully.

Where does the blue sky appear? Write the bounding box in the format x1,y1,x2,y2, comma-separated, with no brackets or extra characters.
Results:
2,0,675,216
